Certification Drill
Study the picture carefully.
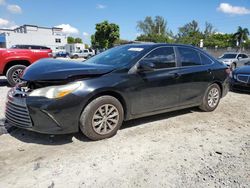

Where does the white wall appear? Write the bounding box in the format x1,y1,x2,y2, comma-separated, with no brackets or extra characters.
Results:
4,32,67,51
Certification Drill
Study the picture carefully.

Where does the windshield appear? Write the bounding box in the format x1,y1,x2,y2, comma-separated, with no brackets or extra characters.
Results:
221,54,237,59
84,45,148,67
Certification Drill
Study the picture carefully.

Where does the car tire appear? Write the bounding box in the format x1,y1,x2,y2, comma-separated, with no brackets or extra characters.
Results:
199,83,221,112
79,96,124,140
6,65,27,86
73,55,78,59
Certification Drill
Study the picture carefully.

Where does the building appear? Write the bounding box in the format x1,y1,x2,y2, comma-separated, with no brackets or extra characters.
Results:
0,24,67,52
65,43,86,53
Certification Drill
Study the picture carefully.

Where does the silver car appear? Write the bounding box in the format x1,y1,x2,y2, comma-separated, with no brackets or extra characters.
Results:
218,52,250,70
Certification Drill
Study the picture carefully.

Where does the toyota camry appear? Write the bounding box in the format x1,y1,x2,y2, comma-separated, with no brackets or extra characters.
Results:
5,44,230,140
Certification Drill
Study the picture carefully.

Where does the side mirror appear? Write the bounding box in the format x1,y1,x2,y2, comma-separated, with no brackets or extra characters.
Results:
138,60,155,72
238,56,242,60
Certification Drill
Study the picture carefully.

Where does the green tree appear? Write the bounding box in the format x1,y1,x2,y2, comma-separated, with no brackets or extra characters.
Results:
243,39,250,48
91,21,120,49
67,36,75,44
233,26,249,49
74,37,83,43
136,16,172,43
84,44,89,49
204,22,216,37
113,39,131,46
67,37,83,44
178,20,200,37
203,33,234,48
176,20,203,45
136,34,172,43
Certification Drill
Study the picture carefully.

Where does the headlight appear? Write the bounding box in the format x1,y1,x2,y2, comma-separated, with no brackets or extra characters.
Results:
223,60,232,63
29,82,81,99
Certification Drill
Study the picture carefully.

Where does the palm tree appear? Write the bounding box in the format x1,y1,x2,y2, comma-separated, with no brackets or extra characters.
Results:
233,26,249,50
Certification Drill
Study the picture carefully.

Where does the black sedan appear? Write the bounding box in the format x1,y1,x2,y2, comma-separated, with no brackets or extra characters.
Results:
230,65,250,92
5,44,230,140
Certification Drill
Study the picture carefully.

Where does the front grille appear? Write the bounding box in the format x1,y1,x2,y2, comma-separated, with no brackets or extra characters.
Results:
237,74,250,84
5,92,32,128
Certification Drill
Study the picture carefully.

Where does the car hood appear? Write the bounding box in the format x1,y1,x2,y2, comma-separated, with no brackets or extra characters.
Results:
234,65,250,75
22,59,114,82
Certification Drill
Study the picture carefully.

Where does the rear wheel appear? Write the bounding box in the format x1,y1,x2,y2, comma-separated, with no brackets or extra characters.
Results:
6,65,26,86
80,96,124,140
199,83,221,112
73,55,79,59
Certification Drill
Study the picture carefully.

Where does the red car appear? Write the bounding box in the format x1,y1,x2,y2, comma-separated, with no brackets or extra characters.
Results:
0,47,52,86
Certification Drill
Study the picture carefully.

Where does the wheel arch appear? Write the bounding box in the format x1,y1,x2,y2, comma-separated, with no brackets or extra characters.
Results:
3,60,31,75
211,81,223,97
84,90,128,120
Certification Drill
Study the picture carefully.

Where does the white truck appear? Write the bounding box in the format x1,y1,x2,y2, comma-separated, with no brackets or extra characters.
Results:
70,49,95,59
218,52,250,70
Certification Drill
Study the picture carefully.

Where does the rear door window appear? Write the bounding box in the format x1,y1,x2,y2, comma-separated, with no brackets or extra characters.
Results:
239,54,248,58
178,47,201,66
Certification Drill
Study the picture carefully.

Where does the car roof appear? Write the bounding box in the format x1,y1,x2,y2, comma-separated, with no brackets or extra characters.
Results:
121,43,198,50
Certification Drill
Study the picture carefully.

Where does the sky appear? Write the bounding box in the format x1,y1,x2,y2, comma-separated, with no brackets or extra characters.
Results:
0,0,250,44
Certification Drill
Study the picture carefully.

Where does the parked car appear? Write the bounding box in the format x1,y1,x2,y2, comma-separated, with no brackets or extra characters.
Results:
70,49,93,59
230,65,250,92
218,52,250,70
0,48,52,86
88,48,95,56
6,44,230,140
11,45,51,50
54,51,70,58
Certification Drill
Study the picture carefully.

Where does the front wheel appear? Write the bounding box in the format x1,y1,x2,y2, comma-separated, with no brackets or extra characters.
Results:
199,83,221,112
6,65,27,86
80,96,124,140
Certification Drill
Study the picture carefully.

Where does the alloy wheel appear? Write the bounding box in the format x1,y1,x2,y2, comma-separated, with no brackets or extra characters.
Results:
12,69,23,83
92,104,119,135
207,88,219,108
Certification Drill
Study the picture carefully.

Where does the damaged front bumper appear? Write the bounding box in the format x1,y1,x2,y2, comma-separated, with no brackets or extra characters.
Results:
5,86,88,134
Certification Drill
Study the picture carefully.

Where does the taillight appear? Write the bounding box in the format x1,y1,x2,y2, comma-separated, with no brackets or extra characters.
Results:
229,71,232,78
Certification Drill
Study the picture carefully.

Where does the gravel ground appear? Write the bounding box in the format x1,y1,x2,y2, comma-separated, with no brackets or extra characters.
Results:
0,76,249,188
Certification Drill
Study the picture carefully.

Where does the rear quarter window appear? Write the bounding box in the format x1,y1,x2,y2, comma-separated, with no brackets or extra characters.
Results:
178,47,201,66
200,53,213,65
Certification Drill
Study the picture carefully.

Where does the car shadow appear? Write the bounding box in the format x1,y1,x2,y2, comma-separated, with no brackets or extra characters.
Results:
0,77,10,87
5,107,198,145
122,107,197,130
230,90,250,95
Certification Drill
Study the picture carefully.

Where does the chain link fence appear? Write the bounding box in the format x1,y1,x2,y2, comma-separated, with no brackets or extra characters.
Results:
203,47,250,58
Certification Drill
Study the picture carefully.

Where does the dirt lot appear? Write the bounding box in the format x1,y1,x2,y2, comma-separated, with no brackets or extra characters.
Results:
0,76,249,188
